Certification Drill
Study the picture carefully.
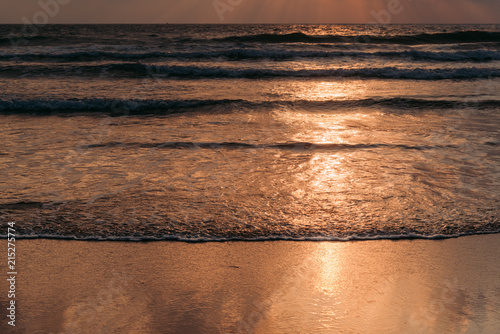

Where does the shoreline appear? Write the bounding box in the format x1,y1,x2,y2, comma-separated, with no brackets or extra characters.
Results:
2,231,500,243
1,233,499,333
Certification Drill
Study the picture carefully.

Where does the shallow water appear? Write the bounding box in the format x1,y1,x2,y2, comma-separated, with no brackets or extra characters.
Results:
0,24,499,240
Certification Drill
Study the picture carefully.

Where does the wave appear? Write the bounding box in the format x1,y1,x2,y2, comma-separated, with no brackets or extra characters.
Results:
0,35,49,46
86,64,500,80
80,141,459,151
2,49,500,62
2,231,500,242
2,63,499,80
2,29,500,47
213,31,500,45
0,98,239,115
1,98,498,115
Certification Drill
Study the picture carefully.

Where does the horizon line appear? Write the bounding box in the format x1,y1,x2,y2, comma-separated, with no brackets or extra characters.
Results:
1,22,499,25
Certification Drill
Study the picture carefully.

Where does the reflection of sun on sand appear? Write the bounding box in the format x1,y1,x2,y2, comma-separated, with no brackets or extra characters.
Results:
11,234,500,333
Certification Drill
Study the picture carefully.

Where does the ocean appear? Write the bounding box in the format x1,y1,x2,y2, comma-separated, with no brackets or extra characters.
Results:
0,24,499,241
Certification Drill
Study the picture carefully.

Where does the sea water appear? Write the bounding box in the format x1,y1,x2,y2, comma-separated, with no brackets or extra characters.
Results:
0,24,499,241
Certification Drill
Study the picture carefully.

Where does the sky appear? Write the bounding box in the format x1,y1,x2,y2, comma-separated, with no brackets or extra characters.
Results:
1,0,499,24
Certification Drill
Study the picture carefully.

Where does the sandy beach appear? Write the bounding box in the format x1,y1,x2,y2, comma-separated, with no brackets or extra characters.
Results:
0,234,498,333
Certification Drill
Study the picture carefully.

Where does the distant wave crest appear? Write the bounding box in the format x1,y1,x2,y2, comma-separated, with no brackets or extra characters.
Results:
2,63,499,80
1,49,500,62
1,97,498,115
213,31,500,44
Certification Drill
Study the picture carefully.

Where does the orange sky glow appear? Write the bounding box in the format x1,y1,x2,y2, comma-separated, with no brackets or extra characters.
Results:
1,0,499,24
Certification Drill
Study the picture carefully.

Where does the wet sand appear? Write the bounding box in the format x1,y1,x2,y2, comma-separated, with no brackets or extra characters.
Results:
1,234,500,333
